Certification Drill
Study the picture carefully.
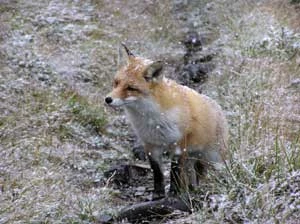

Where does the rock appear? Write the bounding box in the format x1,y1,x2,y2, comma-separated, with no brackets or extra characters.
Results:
135,186,146,196
185,50,216,64
37,74,49,82
45,17,57,24
104,164,150,185
136,186,146,191
177,29,217,87
179,62,215,85
132,143,146,161
19,61,26,67
288,78,300,88
183,31,202,52
97,214,113,224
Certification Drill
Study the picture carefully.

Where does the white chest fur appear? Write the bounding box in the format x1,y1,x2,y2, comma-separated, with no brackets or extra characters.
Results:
125,98,182,146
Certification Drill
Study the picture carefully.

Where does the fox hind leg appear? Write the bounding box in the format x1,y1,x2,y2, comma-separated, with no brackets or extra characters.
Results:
169,156,181,196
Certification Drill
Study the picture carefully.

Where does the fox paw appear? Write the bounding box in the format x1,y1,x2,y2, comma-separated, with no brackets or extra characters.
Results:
152,192,165,201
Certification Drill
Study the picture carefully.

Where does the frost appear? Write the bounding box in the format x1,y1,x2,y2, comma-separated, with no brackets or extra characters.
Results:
1,0,299,223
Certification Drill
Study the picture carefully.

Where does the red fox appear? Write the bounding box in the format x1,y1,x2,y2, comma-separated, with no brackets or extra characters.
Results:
105,44,228,200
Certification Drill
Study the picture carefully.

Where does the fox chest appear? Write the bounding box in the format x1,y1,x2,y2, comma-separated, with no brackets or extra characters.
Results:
125,105,182,146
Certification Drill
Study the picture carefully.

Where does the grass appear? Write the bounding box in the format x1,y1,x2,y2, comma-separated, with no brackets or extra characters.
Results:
183,0,300,223
63,90,107,133
0,80,111,222
0,0,299,223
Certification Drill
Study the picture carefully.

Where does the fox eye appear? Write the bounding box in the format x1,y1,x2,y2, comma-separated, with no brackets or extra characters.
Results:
127,86,139,91
113,80,119,87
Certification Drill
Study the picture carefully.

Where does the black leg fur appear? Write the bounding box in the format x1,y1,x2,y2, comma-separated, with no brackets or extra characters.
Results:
148,155,165,200
169,156,181,196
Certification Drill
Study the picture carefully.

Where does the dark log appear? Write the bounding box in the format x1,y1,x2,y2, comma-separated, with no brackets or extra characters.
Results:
117,197,192,223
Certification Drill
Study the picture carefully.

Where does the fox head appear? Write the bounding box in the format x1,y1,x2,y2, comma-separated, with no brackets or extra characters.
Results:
105,44,164,107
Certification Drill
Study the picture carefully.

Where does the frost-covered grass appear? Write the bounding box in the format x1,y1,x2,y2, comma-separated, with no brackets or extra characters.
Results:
185,0,300,223
0,0,299,223
0,78,111,222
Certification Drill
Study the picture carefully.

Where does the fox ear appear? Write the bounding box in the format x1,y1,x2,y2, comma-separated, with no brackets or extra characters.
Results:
144,61,164,82
121,43,135,58
117,43,135,68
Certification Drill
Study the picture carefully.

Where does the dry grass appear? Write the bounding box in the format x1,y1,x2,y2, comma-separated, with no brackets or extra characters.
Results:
0,77,111,222
181,0,300,223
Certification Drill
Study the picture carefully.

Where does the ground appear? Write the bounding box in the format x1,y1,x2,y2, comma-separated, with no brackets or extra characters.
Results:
0,0,299,223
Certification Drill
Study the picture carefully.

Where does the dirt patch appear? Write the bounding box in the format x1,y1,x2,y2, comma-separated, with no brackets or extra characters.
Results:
262,0,300,32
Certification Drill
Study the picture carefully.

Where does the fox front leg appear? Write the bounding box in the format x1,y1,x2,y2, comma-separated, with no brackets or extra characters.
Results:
145,145,165,200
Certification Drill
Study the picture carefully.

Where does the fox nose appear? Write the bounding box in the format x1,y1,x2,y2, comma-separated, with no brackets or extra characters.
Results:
105,96,113,104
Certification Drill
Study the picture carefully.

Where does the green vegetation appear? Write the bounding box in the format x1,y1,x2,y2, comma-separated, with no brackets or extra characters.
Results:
64,90,107,133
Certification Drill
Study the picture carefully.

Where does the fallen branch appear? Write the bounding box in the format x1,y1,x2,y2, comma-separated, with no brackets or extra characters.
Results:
117,196,191,223
97,196,192,223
